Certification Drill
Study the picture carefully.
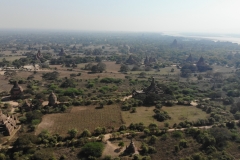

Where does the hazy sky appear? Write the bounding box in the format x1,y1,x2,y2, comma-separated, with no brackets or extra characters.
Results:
0,0,240,33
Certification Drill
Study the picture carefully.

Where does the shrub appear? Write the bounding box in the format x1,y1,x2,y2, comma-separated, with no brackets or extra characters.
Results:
148,146,156,154
100,78,122,84
174,145,179,152
81,142,104,158
161,134,168,140
33,150,55,160
179,139,188,148
172,131,183,138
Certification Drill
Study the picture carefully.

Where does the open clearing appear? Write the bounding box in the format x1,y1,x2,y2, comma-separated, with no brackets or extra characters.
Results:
129,66,181,76
36,105,123,136
0,56,27,61
162,105,209,126
121,106,158,126
121,105,209,127
49,61,125,79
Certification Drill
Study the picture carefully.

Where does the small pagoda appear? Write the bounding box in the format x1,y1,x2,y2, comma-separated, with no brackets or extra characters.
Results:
186,54,193,63
144,56,149,65
36,49,43,60
144,56,157,65
197,56,205,66
126,55,138,65
132,77,164,97
10,81,23,99
171,39,178,47
124,139,137,155
48,91,57,106
59,48,67,56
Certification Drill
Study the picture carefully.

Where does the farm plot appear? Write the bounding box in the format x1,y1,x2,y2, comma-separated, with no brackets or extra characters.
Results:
36,105,123,136
122,105,209,128
162,105,209,126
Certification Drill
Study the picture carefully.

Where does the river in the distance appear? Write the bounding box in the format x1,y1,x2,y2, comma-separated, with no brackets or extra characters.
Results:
163,32,240,45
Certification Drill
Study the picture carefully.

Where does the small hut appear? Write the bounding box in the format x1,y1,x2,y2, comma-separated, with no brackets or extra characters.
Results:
10,81,23,99
48,92,57,106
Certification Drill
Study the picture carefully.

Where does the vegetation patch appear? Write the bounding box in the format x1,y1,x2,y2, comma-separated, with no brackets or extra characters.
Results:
36,105,123,136
122,106,209,127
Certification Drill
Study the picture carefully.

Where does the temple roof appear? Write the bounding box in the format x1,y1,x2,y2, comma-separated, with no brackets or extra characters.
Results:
10,81,23,93
197,56,205,66
0,111,8,123
186,54,193,62
171,39,178,47
124,139,136,154
143,77,164,94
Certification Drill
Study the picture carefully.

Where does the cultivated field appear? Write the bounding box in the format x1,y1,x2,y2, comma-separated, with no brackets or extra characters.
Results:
121,105,209,127
36,105,123,136
121,106,158,126
162,105,209,125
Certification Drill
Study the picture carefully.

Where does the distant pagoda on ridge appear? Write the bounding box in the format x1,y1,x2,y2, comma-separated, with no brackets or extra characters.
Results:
186,54,193,63
59,48,67,56
35,49,43,60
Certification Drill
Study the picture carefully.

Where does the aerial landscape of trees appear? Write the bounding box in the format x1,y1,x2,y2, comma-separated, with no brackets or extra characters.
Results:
0,31,240,159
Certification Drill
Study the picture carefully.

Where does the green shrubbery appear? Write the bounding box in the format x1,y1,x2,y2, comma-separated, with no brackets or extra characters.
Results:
100,78,122,84
55,88,84,96
80,142,104,158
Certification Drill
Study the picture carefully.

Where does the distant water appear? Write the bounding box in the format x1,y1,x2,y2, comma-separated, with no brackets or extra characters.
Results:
197,36,240,44
164,32,240,44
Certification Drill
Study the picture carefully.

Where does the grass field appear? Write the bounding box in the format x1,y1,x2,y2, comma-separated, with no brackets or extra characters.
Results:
162,106,209,126
212,64,234,73
128,66,181,76
49,61,125,79
121,105,209,128
0,56,26,61
36,105,123,136
121,107,158,126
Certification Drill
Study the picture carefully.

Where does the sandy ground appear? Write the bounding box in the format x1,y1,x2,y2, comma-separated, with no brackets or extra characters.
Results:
2,101,19,107
0,71,5,75
190,101,198,106
102,141,124,158
101,133,139,158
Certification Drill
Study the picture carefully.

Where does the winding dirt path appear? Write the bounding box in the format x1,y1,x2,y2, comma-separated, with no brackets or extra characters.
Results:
122,95,132,101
